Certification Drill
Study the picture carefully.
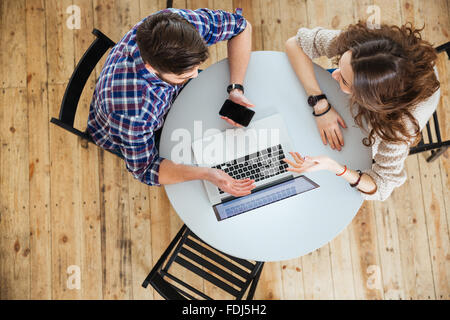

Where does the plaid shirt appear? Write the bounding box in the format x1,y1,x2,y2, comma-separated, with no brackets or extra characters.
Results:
87,8,247,186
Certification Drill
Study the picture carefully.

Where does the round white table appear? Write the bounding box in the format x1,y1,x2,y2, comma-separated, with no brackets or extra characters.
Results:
160,51,372,262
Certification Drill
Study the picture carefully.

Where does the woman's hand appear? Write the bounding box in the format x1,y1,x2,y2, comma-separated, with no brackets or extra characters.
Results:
314,100,347,151
206,168,255,197
282,152,341,174
220,89,255,128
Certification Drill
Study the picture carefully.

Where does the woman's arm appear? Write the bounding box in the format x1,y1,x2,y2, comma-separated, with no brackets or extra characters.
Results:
283,152,377,194
285,37,324,98
285,35,347,151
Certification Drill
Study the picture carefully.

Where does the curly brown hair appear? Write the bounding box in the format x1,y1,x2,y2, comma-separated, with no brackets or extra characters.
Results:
329,21,440,146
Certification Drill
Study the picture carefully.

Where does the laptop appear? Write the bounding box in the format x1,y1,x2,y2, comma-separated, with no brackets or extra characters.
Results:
191,113,319,221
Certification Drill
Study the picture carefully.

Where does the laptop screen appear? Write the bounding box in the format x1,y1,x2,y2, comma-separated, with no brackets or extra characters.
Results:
212,175,319,221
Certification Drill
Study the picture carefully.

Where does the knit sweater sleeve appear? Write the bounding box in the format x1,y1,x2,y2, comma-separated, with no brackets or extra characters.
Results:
362,140,410,201
295,27,341,59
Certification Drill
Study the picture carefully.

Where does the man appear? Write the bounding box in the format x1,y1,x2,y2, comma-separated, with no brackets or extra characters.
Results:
87,8,256,196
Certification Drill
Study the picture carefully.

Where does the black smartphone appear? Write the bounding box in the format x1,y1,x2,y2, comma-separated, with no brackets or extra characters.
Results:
219,99,255,127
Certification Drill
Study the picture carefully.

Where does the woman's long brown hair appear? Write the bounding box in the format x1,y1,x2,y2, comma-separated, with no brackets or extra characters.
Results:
329,22,440,146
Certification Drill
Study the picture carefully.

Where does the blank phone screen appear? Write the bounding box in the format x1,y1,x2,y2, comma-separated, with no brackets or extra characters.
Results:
219,99,255,127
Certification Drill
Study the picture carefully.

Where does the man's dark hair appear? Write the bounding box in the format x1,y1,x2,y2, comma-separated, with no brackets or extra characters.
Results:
136,11,209,75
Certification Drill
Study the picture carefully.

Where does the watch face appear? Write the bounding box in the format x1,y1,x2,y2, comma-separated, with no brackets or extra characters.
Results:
307,96,316,106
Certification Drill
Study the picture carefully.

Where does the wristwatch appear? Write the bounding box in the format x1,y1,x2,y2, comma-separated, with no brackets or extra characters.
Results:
227,84,244,94
307,93,327,107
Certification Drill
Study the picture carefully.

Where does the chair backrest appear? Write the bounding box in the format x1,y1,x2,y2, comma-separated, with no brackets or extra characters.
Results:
50,29,115,141
142,225,264,300
409,42,450,161
436,41,450,59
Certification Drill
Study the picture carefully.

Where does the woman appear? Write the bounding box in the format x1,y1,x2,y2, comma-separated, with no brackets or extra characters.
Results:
284,22,440,201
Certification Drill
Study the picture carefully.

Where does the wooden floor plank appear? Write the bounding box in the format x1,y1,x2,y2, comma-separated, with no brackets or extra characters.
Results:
0,0,27,88
391,156,436,299
233,0,263,51
46,0,75,85
0,88,31,299
301,247,335,300
48,84,83,299
259,0,283,51
372,200,405,299
349,202,384,299
25,0,52,300
279,0,308,44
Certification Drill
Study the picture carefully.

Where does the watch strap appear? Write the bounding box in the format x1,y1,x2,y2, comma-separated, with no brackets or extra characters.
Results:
227,83,244,94
308,93,327,107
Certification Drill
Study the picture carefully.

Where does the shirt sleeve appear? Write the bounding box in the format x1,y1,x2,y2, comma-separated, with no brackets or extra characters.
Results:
107,111,165,186
170,8,248,46
295,27,341,59
361,140,410,201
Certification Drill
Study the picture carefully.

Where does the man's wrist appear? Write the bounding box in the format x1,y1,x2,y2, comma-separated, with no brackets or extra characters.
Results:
199,167,213,181
229,88,244,95
227,83,244,94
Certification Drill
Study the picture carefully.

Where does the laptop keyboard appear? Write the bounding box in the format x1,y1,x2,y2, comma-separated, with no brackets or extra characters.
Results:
211,144,289,194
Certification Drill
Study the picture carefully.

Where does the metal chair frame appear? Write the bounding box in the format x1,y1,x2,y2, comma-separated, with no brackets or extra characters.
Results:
409,41,450,162
142,225,265,300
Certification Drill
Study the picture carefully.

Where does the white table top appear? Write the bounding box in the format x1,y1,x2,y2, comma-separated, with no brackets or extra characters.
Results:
160,51,372,262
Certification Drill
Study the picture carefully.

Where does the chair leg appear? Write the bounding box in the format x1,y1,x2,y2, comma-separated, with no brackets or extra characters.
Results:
246,262,264,300
426,145,448,162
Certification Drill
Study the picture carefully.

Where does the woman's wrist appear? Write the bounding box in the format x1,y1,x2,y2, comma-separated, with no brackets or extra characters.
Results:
329,159,345,175
313,98,329,113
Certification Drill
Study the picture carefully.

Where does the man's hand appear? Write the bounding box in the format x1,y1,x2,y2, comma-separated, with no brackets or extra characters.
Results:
220,89,255,128
313,99,347,151
206,168,255,197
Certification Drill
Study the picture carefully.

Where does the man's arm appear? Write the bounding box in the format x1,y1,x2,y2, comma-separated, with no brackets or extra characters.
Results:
227,22,252,89
158,159,209,184
223,22,255,123
158,159,255,196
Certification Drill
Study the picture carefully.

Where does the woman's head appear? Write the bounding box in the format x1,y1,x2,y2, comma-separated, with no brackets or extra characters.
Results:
329,22,440,146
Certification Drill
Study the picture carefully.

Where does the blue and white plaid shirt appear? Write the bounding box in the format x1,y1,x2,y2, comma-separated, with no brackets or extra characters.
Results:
87,8,247,186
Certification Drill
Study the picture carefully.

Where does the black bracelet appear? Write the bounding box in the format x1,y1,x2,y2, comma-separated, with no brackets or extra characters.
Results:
227,84,244,94
312,103,332,117
350,170,363,188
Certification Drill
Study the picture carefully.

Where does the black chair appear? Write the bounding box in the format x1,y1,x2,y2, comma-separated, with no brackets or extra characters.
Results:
142,225,265,300
409,41,450,162
50,28,124,159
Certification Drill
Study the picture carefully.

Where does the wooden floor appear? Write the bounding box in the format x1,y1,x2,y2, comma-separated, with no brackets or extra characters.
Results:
0,0,449,300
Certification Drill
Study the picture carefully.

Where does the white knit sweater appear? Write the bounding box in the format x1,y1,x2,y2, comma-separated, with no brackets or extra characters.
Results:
295,27,441,201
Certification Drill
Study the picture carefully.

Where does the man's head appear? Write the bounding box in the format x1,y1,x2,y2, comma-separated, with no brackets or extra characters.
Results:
136,11,209,85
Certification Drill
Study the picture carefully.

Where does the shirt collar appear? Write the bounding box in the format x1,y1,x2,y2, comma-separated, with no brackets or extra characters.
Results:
130,43,184,90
